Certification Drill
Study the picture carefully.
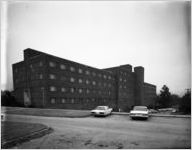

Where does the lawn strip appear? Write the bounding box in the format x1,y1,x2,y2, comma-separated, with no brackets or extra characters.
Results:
5,107,91,118
1,121,53,148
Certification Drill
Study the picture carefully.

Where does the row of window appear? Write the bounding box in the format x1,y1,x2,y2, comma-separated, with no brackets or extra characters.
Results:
29,62,44,73
49,61,114,80
119,77,133,83
30,73,43,80
15,77,25,83
14,66,25,73
16,75,131,89
119,92,134,97
14,62,43,74
30,61,43,68
49,86,113,95
48,74,113,87
119,71,132,76
119,85,131,89
14,62,43,75
50,97,111,104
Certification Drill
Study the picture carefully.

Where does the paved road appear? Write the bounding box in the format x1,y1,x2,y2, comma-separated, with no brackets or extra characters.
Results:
5,114,191,149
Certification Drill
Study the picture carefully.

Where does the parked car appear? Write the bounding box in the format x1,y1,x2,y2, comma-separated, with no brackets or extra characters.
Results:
91,106,113,116
130,106,149,120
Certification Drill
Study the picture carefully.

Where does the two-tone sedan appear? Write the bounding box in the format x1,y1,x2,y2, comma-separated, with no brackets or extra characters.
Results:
91,106,113,117
129,106,149,120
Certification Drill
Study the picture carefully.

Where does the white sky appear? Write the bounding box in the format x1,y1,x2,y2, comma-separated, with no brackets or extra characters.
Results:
1,1,191,96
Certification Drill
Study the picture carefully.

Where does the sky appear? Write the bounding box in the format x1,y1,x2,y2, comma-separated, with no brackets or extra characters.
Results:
1,0,191,96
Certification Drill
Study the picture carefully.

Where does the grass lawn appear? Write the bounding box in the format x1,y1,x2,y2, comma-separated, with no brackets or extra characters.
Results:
1,121,51,148
4,107,91,118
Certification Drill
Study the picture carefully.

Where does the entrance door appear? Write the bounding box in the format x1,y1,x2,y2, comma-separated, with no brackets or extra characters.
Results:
23,88,31,107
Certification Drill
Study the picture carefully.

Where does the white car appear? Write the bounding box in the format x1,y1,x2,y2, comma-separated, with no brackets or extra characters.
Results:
91,106,113,116
130,106,149,120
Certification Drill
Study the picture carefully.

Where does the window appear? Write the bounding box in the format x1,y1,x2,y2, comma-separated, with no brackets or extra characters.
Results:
71,99,74,103
86,80,90,85
60,64,66,70
78,68,83,74
104,83,107,87
61,98,66,103
79,88,83,94
124,79,127,82
51,98,56,104
15,79,19,84
39,74,43,79
49,74,56,79
98,74,102,78
14,68,18,73
39,61,43,67
108,76,111,80
49,61,56,67
85,70,90,75
92,98,95,102
119,78,122,81
92,81,96,85
70,88,75,93
86,89,90,94
78,78,83,84
61,87,66,92
50,86,57,92
103,75,107,79
98,82,102,86
30,64,34,72
92,72,96,76
70,77,75,83
61,76,66,81
70,66,75,72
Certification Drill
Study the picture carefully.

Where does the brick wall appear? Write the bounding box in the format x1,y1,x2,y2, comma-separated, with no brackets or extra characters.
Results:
143,83,156,107
12,48,156,111
45,54,116,110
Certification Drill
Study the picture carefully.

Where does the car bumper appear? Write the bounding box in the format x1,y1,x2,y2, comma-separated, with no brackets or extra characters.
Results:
91,112,107,116
130,114,149,118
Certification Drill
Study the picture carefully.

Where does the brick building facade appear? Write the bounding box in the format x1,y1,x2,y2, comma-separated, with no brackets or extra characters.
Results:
12,48,156,111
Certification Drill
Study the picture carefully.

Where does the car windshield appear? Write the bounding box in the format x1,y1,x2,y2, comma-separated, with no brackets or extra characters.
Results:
133,106,147,111
96,106,106,110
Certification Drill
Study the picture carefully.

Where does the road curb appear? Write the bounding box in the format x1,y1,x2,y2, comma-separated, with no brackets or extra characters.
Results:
112,112,130,115
1,126,53,149
150,114,191,118
112,112,191,118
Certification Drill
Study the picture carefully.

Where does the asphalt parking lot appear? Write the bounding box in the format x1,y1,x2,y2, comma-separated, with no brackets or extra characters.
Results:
4,113,191,149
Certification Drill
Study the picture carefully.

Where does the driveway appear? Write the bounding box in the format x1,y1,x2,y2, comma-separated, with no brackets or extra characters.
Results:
4,114,191,149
